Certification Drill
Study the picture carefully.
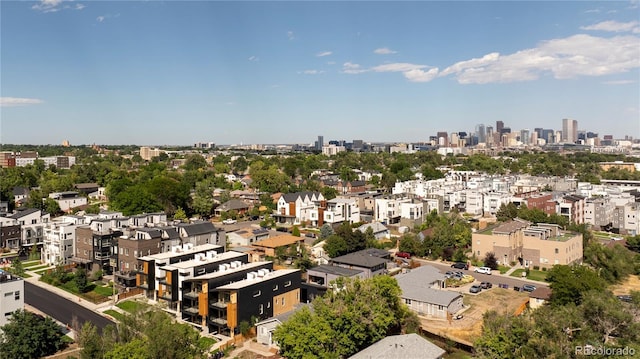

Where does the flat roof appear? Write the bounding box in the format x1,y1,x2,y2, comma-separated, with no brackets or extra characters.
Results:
162,251,246,270
139,244,222,261
308,265,363,277
217,269,300,290
185,261,272,281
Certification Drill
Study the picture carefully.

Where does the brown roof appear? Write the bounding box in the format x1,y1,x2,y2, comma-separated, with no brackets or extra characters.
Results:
493,219,531,234
252,234,303,249
529,286,552,300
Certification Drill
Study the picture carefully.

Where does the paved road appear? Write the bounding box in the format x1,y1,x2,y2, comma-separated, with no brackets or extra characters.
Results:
25,281,114,331
413,258,548,290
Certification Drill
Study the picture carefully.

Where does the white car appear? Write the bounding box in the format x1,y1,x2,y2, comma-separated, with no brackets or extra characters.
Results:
222,219,237,224
474,267,492,275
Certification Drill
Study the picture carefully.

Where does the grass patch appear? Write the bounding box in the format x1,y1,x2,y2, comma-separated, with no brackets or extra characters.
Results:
497,265,510,274
510,269,547,282
198,336,217,350
22,260,41,267
24,264,50,271
92,284,114,297
103,310,125,322
34,268,51,274
117,300,148,313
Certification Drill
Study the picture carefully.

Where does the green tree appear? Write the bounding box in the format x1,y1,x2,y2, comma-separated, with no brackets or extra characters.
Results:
496,202,518,222
75,267,89,293
546,264,606,306
0,310,66,359
182,154,207,171
44,197,62,215
319,224,334,239
291,226,300,237
10,258,25,277
104,338,148,359
483,252,498,270
191,179,215,217
173,207,187,222
78,322,105,359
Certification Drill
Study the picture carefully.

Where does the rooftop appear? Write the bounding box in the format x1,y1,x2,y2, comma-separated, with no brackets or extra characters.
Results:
308,265,363,277
185,261,271,281
349,333,446,359
252,234,303,249
139,243,222,261
162,250,246,270
216,269,300,290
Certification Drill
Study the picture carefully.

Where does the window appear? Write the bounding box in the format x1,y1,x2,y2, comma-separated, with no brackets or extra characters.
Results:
134,250,138,257
284,280,291,287
253,290,261,297
555,248,559,254
273,285,278,291
125,262,130,269
125,248,129,256
4,292,12,297
120,248,123,255
282,298,285,307
259,304,264,314
14,291,20,300
267,302,271,308
405,299,411,305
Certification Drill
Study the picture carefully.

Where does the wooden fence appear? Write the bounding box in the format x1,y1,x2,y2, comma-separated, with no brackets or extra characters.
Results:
116,288,144,301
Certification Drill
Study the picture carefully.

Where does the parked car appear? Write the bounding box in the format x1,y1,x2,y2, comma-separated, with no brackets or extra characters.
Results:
445,271,454,279
395,252,411,259
617,295,633,303
480,281,493,289
522,284,536,292
222,218,237,224
451,262,469,270
474,267,492,275
469,284,482,293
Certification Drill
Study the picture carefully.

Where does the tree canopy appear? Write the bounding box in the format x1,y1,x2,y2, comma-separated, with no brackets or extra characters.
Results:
0,310,67,359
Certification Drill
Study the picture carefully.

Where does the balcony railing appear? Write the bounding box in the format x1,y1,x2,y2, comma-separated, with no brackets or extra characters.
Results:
210,317,227,325
183,291,199,299
183,307,199,315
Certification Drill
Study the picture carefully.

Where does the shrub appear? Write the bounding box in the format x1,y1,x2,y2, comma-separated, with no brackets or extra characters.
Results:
533,265,540,270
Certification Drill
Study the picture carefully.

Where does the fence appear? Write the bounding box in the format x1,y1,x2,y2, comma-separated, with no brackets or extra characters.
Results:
116,288,144,301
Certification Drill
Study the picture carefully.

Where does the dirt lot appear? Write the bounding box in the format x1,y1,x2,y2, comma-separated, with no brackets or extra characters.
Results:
419,288,530,346
611,275,640,295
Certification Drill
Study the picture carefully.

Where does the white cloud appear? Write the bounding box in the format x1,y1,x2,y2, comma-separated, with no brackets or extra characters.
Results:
442,34,640,84
584,9,601,13
248,55,259,62
371,63,427,73
374,47,397,55
580,20,639,33
316,51,332,57
327,61,336,65
342,62,367,74
403,68,439,83
96,16,105,22
603,79,636,85
0,97,43,107
32,0,84,13
299,70,324,75
287,31,295,40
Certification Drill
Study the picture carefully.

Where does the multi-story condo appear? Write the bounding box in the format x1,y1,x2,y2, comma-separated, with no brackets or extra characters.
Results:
48,191,88,212
137,243,223,300
274,192,326,225
182,260,273,332
74,219,122,274
114,228,163,287
0,217,20,249
42,217,84,265
213,268,301,336
472,219,583,269
374,195,412,224
613,203,640,235
155,250,245,312
310,198,360,226
177,221,226,247
0,269,24,327
483,192,512,216
584,197,615,231
7,208,50,254
558,194,586,224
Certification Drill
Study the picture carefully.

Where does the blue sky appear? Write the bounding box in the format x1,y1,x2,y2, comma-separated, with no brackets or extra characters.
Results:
1,1,639,145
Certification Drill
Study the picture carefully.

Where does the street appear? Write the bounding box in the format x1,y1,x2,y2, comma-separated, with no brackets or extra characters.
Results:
412,258,548,290
24,281,114,332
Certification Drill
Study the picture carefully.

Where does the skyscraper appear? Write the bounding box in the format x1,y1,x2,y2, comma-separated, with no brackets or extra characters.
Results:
562,118,578,143
315,135,324,151
475,124,486,143
496,121,504,134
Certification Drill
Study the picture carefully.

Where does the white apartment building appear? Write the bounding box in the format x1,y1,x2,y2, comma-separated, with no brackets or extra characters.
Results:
310,198,360,226
42,218,82,265
483,192,512,216
321,145,346,156
0,270,24,327
374,196,412,224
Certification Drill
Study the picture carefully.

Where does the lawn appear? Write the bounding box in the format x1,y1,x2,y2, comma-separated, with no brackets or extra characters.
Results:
23,260,41,267
92,284,115,297
510,269,547,282
103,310,125,322
24,264,51,271
117,300,149,313
198,336,217,350
497,265,509,274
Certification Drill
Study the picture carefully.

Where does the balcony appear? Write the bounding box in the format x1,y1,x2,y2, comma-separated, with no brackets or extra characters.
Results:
210,317,227,326
183,306,199,315
210,301,228,309
183,291,199,299
94,253,111,260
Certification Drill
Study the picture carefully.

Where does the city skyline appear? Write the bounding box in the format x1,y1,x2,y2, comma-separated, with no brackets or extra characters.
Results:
1,1,639,145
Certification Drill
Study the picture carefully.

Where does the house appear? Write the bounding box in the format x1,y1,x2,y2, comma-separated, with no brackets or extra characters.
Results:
328,249,390,278
357,222,390,240
12,187,29,207
472,219,583,269
306,264,365,287
0,221,20,250
227,227,270,247
321,179,367,195
374,195,412,225
49,191,88,212
213,269,302,336
42,217,83,265
0,269,24,327
255,303,308,347
348,333,445,359
177,221,226,247
251,234,304,258
274,192,325,225
395,265,464,319
529,287,552,310
74,183,100,195
214,199,251,217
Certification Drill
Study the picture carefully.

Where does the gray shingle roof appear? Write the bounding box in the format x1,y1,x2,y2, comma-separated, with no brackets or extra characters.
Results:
178,221,216,236
349,333,446,359
218,199,250,211
9,208,40,219
308,265,363,277
330,250,388,268
396,266,461,307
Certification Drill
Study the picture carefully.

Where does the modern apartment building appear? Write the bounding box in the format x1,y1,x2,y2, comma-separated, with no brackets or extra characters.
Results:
7,208,50,254
114,228,163,287
74,220,122,274
214,268,301,336
42,218,82,265
472,219,583,269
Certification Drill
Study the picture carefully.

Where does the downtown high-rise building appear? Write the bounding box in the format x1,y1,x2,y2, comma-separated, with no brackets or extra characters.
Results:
475,124,486,143
315,135,324,151
562,118,578,143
